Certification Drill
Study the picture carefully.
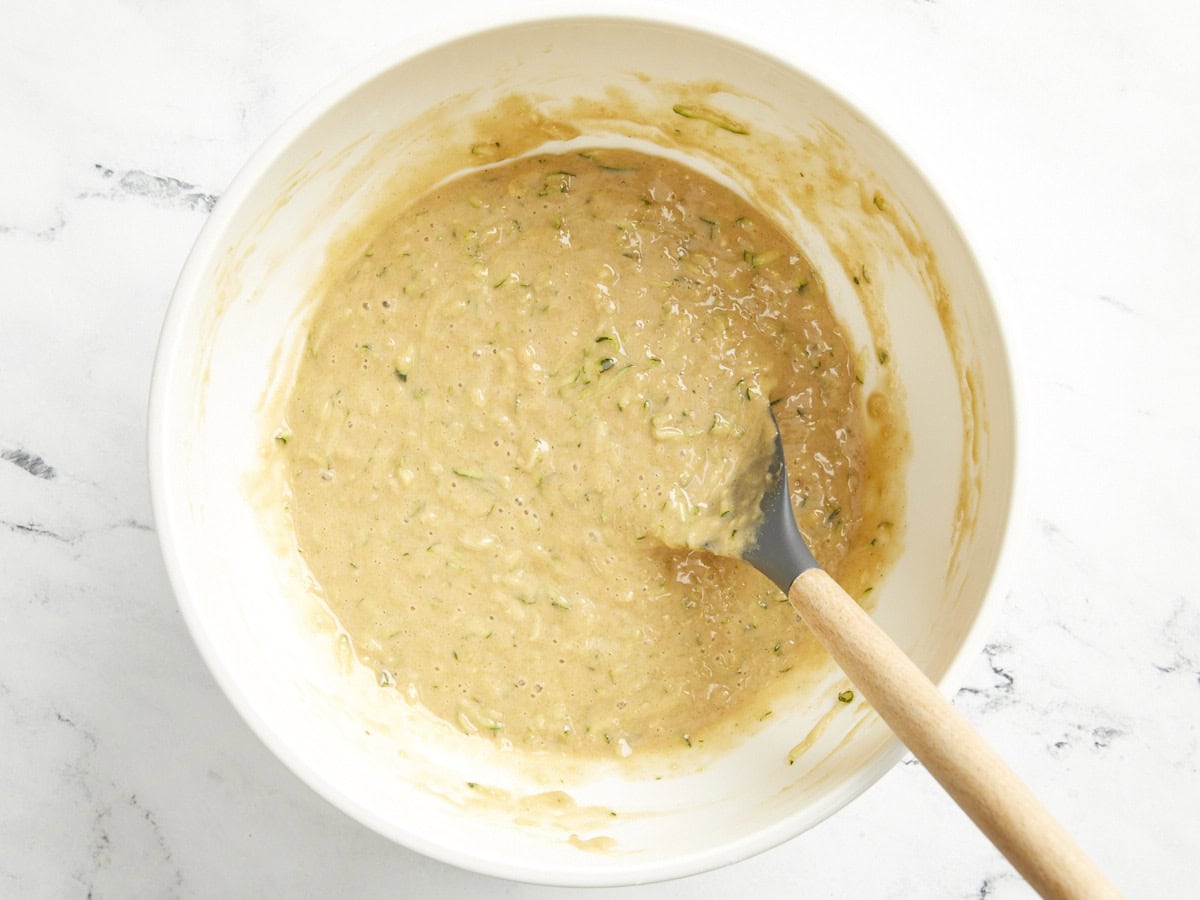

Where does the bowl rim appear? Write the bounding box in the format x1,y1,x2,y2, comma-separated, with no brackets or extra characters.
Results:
147,4,1021,887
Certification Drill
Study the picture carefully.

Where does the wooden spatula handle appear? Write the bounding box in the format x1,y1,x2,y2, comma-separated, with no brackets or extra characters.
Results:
789,568,1118,899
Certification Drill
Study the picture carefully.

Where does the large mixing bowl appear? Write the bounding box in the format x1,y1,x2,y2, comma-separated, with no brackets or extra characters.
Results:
148,12,1015,886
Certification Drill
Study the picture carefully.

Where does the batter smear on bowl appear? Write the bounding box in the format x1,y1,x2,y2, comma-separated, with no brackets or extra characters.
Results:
277,148,893,757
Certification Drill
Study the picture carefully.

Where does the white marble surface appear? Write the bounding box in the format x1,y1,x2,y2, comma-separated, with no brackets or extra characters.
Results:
2,0,1197,896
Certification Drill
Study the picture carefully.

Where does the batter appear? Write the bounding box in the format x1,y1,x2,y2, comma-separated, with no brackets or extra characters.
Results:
277,148,875,756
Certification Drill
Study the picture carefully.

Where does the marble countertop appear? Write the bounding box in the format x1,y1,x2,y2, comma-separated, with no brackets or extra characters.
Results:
3,1,1197,896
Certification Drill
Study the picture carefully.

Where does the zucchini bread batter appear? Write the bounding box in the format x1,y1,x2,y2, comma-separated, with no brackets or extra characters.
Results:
278,148,881,757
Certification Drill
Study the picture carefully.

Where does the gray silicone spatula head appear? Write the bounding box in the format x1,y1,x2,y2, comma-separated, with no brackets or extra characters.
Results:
740,411,820,591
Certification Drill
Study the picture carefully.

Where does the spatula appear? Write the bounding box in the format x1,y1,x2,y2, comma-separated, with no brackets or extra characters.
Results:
739,414,1118,900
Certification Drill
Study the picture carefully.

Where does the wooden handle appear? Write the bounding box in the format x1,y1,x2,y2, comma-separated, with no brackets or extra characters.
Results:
789,569,1119,899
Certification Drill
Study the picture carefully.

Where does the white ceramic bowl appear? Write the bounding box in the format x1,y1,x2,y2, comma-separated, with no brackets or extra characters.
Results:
149,13,1015,886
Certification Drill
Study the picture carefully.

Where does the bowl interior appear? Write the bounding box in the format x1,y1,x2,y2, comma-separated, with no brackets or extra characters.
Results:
150,15,1014,886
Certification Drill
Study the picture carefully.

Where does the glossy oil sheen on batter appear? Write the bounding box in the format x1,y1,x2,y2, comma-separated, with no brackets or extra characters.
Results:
279,148,877,757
